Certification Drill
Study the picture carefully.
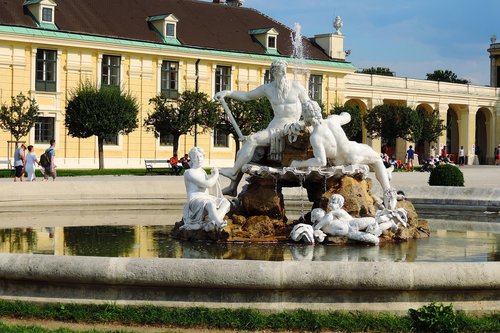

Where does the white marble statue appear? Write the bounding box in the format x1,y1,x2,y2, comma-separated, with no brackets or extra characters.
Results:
182,147,231,232
290,223,326,245
375,188,408,230
313,194,381,243
214,59,313,195
290,100,394,193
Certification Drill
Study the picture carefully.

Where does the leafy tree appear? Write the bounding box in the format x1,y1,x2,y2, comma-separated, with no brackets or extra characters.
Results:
407,108,423,144
217,97,273,155
144,91,219,156
329,104,362,141
426,70,470,84
0,93,39,144
357,67,394,76
364,104,416,147
65,81,139,170
420,109,446,144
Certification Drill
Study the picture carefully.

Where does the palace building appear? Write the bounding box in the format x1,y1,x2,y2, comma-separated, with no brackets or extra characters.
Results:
0,0,499,168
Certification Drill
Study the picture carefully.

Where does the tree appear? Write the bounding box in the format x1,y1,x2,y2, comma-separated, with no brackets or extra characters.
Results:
364,104,416,147
426,70,470,84
65,81,139,170
357,67,394,76
420,109,446,144
217,97,273,155
0,93,39,144
329,104,362,141
144,91,219,156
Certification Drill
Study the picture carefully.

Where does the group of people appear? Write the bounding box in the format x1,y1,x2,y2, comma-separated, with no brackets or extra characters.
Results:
169,153,191,176
421,144,456,172
13,139,56,182
381,143,461,173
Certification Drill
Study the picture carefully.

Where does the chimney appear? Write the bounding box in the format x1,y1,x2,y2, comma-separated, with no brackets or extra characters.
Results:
314,16,346,60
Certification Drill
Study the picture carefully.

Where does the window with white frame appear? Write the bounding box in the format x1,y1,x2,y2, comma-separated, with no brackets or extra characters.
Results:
101,55,121,87
34,117,54,144
213,126,229,147
215,65,231,93
36,49,57,92
309,74,323,101
160,133,174,146
165,23,175,37
268,36,276,49
41,7,53,23
161,61,178,98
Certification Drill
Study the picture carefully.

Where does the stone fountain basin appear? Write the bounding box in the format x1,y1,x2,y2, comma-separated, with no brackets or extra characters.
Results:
0,253,498,314
0,178,498,313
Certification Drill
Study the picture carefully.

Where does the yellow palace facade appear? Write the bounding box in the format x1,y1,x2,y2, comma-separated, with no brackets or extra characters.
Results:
0,0,499,168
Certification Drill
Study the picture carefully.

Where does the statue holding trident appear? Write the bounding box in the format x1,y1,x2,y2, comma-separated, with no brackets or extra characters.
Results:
214,59,313,195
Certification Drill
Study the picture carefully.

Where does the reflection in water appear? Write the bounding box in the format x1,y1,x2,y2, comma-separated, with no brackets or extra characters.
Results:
0,223,498,262
64,226,136,257
0,228,38,253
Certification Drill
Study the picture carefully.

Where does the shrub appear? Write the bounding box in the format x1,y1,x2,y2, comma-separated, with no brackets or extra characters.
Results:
408,302,458,333
428,164,464,186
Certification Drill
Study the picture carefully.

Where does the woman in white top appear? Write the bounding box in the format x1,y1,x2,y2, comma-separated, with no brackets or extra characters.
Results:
25,145,40,181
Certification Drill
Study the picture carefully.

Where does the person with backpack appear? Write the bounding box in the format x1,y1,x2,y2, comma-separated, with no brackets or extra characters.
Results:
43,139,56,181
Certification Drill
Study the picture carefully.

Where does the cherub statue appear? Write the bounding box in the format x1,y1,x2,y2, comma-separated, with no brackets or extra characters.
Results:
312,194,380,245
181,147,231,232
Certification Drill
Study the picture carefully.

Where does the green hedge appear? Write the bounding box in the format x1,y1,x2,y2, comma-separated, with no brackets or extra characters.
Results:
0,301,498,332
428,164,464,186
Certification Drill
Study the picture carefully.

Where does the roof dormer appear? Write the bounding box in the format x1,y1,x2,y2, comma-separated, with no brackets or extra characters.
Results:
23,0,58,30
249,27,279,55
147,14,181,45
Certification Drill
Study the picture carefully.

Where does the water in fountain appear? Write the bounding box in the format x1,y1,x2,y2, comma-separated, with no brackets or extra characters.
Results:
290,22,309,80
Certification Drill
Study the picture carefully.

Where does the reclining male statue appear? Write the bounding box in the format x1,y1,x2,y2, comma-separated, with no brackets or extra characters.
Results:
290,100,394,193
214,59,313,196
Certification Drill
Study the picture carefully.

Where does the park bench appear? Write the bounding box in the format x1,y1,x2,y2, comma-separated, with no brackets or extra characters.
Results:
144,159,175,175
0,160,14,176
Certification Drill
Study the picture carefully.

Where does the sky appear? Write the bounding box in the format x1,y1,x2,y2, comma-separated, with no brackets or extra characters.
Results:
209,0,499,86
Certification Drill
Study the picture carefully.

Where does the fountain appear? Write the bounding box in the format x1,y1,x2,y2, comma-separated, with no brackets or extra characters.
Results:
0,22,497,315
172,58,429,246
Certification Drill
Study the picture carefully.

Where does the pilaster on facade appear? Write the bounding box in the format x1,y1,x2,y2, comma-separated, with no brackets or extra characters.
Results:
435,103,449,148
368,97,383,110
96,53,103,87
464,105,478,163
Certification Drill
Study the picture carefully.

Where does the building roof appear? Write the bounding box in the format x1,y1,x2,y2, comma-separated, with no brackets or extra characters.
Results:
0,0,339,62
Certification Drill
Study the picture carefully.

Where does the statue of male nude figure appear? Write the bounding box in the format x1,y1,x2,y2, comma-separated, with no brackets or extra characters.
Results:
215,59,312,195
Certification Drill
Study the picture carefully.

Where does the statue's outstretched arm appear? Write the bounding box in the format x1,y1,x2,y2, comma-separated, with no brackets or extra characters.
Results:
220,85,267,102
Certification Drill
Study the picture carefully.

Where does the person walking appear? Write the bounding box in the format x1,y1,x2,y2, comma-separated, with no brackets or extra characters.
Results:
495,145,500,166
13,144,26,182
406,145,415,171
44,139,56,181
458,146,465,166
25,145,40,181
